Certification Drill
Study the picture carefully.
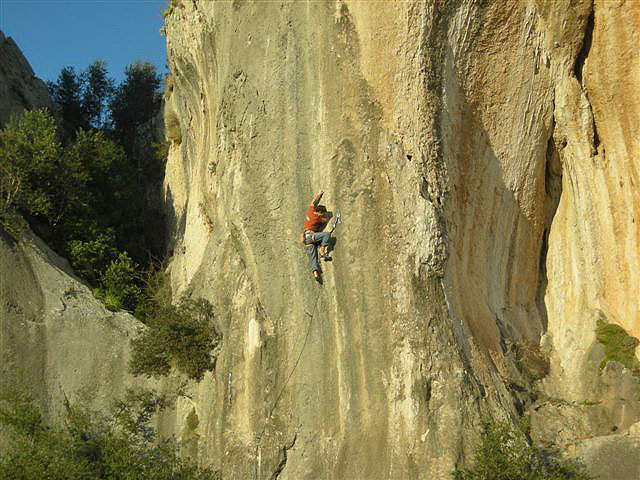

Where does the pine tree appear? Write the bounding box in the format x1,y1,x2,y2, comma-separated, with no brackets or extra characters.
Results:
48,66,87,142
81,60,114,129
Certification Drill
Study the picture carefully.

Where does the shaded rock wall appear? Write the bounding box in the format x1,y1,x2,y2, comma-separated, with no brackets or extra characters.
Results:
0,31,50,126
0,229,146,420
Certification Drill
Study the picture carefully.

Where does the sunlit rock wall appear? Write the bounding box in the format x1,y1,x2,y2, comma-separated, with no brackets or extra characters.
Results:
162,0,639,478
531,3,640,476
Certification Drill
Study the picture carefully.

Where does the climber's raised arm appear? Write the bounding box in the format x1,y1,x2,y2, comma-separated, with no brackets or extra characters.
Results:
311,190,324,208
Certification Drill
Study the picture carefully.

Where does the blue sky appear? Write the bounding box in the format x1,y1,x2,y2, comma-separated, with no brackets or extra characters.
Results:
0,0,167,83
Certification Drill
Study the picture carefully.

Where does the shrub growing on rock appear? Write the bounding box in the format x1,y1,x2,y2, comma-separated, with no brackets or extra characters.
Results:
93,252,143,312
596,317,640,375
68,230,119,286
453,421,591,480
130,297,221,381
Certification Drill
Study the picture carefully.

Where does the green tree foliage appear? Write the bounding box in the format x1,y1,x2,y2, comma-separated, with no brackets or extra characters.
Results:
0,110,63,224
108,60,166,261
47,66,87,142
110,60,162,158
68,231,119,286
61,128,130,231
47,60,167,263
48,61,114,141
82,60,114,129
0,110,125,240
94,252,143,312
453,421,592,480
130,296,221,382
0,382,219,479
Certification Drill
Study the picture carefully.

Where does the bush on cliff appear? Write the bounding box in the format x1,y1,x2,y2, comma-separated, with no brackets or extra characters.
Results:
130,295,222,382
595,316,640,375
93,252,143,312
453,421,591,480
0,383,219,479
68,230,120,286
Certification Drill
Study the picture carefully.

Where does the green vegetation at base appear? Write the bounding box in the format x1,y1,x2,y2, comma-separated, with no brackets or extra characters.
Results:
596,317,640,375
453,421,592,480
0,383,219,480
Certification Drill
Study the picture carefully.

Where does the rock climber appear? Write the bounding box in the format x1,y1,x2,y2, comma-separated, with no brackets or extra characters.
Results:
302,190,332,282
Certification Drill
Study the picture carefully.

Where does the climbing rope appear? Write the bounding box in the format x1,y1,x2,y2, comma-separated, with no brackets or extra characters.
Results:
252,284,323,480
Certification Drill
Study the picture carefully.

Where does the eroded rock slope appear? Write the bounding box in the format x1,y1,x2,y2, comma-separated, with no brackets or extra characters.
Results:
0,230,145,420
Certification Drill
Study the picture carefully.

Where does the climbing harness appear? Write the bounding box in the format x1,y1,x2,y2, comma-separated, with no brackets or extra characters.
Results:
252,284,323,480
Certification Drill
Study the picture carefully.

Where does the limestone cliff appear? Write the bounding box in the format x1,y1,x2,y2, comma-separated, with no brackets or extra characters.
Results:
0,31,50,126
1,1,638,479
162,0,640,478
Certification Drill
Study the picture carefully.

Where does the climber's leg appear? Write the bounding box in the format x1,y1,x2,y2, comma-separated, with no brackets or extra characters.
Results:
306,243,320,273
310,232,331,257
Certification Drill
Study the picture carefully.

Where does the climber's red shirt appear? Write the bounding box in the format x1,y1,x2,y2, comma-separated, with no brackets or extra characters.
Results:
304,205,327,232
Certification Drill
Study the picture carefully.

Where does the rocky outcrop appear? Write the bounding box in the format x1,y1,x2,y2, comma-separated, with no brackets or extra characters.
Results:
0,31,50,126
162,0,639,478
0,228,147,420
568,421,640,480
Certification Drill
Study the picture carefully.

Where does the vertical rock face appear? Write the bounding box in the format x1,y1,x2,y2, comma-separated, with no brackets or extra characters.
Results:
531,2,640,473
542,0,640,400
0,31,51,126
161,0,639,478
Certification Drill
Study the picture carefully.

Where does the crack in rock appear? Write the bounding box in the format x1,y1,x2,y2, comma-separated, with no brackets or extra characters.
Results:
269,432,298,480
